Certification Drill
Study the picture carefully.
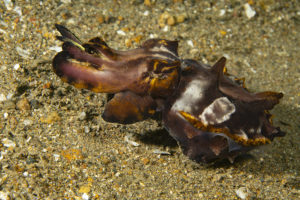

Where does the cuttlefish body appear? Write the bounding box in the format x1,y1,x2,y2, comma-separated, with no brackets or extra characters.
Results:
163,58,284,162
53,24,285,163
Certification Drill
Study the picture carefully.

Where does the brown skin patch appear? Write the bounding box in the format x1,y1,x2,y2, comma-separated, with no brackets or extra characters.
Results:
102,91,157,124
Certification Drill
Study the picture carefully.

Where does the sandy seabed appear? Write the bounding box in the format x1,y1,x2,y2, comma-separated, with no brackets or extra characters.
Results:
0,0,299,199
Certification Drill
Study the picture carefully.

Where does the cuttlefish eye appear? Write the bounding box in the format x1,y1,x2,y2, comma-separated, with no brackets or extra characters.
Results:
84,46,97,55
87,48,95,54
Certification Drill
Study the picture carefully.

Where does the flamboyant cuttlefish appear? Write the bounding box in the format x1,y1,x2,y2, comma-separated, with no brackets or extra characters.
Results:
52,24,285,163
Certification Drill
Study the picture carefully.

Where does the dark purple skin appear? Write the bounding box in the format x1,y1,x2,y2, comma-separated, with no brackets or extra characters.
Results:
53,24,181,124
53,24,285,163
162,58,284,162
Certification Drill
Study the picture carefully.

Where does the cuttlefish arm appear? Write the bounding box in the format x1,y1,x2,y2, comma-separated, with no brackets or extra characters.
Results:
52,24,181,97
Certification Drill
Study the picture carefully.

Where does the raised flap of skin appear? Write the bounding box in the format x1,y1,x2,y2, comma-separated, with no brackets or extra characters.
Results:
83,37,116,60
55,24,82,47
213,57,283,109
212,57,255,101
102,91,157,124
141,39,179,57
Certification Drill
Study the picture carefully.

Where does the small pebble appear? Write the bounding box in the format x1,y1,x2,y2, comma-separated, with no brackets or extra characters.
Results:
26,136,32,143
236,187,248,199
244,3,256,19
0,65,7,70
0,191,9,200
13,6,22,16
53,154,60,161
159,12,170,27
124,135,140,147
0,94,6,102
144,0,151,6
23,171,28,177
141,158,150,165
2,138,16,148
82,193,89,200
167,16,176,26
61,0,72,3
176,15,185,23
4,0,13,10
84,126,90,134
0,29,6,34
143,10,149,16
0,20,8,27
125,38,132,47
6,93,13,100
162,26,169,32
219,30,227,36
78,111,87,120
117,30,126,36
97,16,105,24
23,119,32,126
49,46,62,52
187,40,194,47
149,33,155,38
153,149,171,155
3,113,8,118
13,64,20,70
16,47,31,59
219,9,226,16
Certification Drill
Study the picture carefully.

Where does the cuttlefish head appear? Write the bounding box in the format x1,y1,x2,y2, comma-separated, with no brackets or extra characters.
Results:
53,24,181,98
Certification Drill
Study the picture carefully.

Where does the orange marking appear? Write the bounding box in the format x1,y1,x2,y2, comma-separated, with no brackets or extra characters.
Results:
61,77,69,83
68,59,101,71
101,44,108,49
148,109,155,115
158,40,168,46
161,65,179,72
234,77,246,88
179,111,270,146
148,69,179,94
153,61,160,71
223,66,227,74
91,82,121,93
73,82,88,89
